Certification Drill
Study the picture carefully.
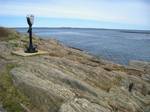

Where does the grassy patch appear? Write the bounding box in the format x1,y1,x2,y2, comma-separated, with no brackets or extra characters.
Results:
0,64,31,112
0,27,20,41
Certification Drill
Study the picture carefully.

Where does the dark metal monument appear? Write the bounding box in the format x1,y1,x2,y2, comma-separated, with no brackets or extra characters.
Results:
25,15,38,53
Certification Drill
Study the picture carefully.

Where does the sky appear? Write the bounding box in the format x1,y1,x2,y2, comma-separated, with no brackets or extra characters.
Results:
0,0,149,30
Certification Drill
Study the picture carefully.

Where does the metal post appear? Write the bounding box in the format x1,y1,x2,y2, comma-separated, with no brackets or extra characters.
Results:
25,15,38,53
29,26,33,49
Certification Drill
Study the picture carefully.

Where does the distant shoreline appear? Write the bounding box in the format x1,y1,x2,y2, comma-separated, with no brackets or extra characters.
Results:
10,27,150,34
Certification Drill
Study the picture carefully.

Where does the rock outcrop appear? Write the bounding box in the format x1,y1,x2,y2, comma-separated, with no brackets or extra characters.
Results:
0,27,150,112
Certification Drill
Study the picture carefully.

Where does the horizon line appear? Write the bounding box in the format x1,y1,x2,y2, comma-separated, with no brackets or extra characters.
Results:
6,26,150,31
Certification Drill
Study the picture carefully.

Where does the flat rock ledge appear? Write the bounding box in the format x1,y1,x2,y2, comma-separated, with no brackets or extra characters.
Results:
0,27,150,112
59,98,111,112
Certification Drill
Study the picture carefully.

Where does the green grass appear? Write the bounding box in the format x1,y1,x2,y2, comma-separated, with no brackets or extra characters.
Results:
0,64,31,112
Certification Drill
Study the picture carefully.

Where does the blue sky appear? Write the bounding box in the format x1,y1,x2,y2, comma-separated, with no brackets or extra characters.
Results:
0,0,149,30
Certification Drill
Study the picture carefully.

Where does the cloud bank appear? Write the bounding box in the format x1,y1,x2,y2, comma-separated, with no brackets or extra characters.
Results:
0,0,149,28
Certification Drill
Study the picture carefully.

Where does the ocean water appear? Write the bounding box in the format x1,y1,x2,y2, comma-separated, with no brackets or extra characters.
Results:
16,28,150,65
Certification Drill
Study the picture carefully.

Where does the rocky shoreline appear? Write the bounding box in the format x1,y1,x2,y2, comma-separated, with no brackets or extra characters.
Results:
0,27,150,112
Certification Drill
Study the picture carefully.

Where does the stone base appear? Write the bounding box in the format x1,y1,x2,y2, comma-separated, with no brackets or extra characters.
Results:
12,49,48,57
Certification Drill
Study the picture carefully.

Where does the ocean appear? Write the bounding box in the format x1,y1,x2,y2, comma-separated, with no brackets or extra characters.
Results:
16,28,150,65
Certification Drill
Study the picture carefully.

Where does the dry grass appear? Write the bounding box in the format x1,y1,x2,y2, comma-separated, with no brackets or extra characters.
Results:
0,63,32,112
0,27,10,38
0,27,20,41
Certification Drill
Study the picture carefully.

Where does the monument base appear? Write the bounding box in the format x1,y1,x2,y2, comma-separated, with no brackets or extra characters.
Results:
25,46,38,53
12,49,48,57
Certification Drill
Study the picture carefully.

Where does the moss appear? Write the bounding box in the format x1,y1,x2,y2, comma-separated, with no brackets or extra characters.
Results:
0,64,31,112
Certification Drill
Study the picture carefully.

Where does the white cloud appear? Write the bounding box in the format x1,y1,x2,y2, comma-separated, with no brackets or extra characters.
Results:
0,0,149,26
